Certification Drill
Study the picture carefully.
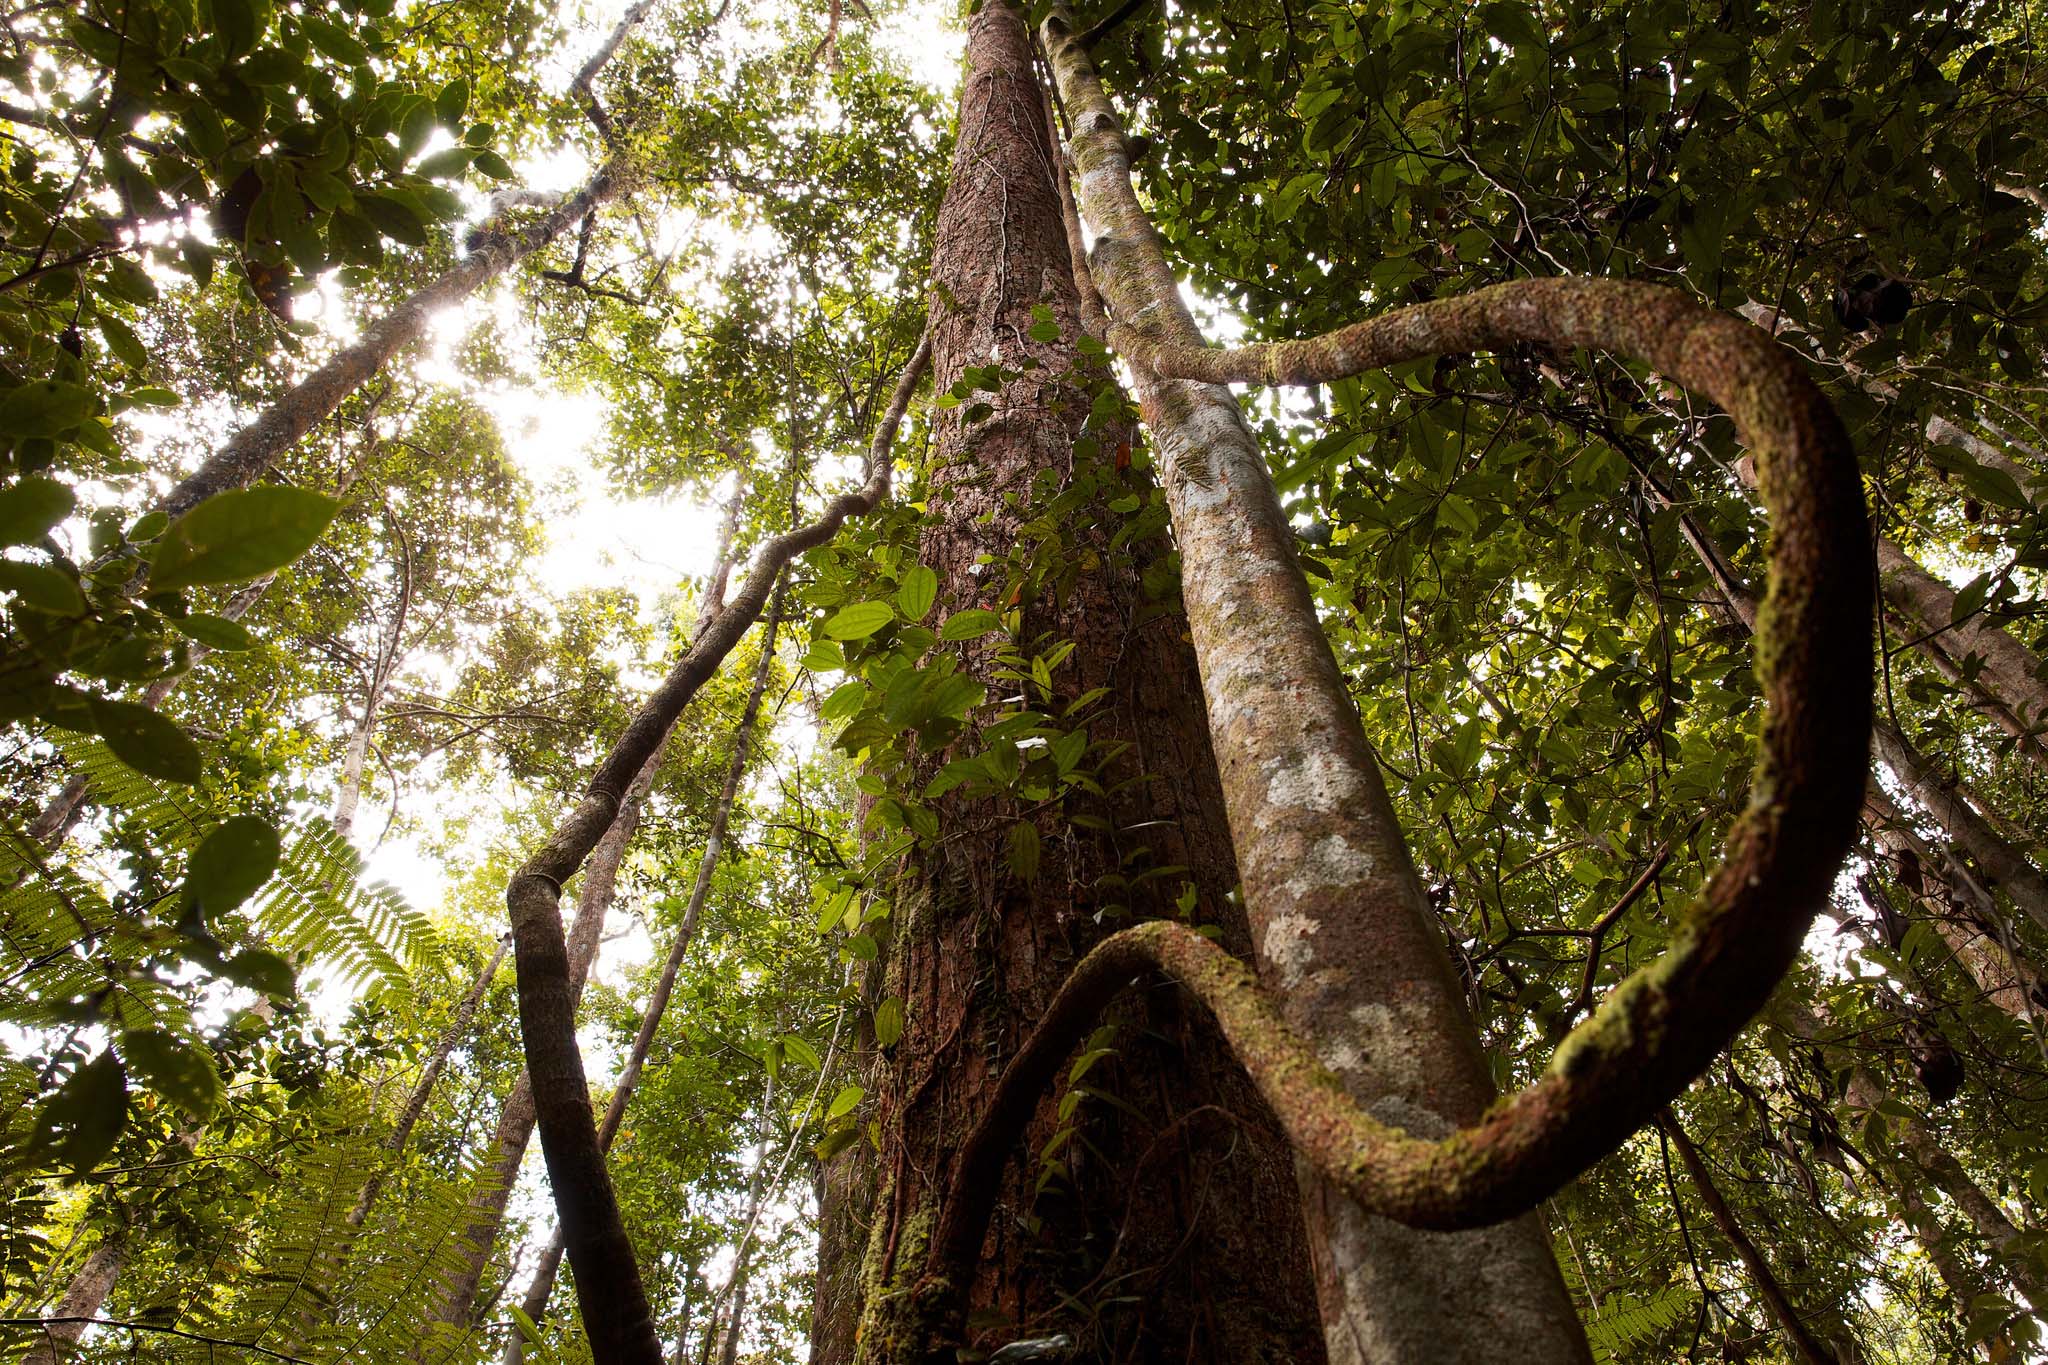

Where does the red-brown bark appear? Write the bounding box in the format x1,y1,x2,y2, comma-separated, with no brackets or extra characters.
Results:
823,6,1322,1360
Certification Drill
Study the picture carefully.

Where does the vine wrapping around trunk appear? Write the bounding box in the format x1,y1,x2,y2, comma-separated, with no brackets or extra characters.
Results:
892,9,1875,1353
501,336,927,1365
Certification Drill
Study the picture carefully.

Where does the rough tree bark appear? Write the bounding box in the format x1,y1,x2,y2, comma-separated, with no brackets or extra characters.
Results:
825,5,1324,1361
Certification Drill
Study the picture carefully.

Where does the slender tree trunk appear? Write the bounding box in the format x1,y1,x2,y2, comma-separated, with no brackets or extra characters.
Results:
157,170,619,523
1863,794,2048,1028
352,934,511,1229
1786,1007,2048,1319
1868,722,2048,935
825,6,1324,1360
1646,483,2048,936
1658,1115,1843,1365
711,1070,776,1365
1041,10,1590,1362
1892,1181,2002,1361
437,487,749,1349
506,603,780,1361
334,519,414,842
19,1234,128,1365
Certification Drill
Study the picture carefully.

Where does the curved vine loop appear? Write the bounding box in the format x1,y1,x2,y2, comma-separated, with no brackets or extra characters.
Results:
912,278,1873,1327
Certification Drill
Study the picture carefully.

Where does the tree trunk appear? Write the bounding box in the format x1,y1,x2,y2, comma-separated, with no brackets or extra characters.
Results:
1863,792,2048,1028
825,6,1325,1361
1658,1114,1843,1365
1645,482,2048,937
1040,10,1591,1363
19,1233,128,1365
506,603,779,1361
351,934,511,1229
334,519,414,842
1786,1007,2048,1320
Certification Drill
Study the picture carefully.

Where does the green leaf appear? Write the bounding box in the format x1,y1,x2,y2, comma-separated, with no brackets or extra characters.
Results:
97,315,151,369
826,1084,863,1120
896,565,938,622
122,1029,222,1118
0,380,94,436
940,608,1001,641
1027,318,1062,343
356,188,428,246
173,613,256,651
436,77,470,124
0,561,85,614
148,486,339,590
209,0,261,58
88,696,203,783
186,814,281,913
44,1052,127,1173
873,996,904,1049
783,1035,822,1071
471,150,514,180
222,946,295,997
0,477,75,545
416,145,477,179
1006,821,1041,881
824,600,894,640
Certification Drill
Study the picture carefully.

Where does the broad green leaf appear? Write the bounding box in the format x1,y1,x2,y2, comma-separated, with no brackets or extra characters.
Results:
223,946,295,997
186,814,281,913
0,561,85,614
174,613,256,651
824,600,893,640
1006,821,1041,881
122,1029,222,1118
43,1052,127,1173
0,478,74,545
0,380,94,436
940,608,1001,641
436,77,470,124
88,696,202,783
873,996,904,1049
826,1084,863,1120
784,1035,822,1071
896,564,938,621
148,486,338,590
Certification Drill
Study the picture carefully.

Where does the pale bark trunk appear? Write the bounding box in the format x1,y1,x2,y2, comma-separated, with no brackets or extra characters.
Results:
20,1235,127,1365
1042,10,1590,1362
504,602,778,1361
333,521,413,842
1876,537,2048,760
157,168,619,522
1864,792,2048,1028
1659,1115,1843,1365
1645,483,2048,938
1892,1181,1999,1361
1789,1007,2048,1320
711,1070,775,1365
1868,721,2048,935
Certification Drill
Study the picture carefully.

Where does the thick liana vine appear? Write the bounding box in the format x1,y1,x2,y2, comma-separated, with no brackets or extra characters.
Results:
860,8,1879,1360
501,335,929,1365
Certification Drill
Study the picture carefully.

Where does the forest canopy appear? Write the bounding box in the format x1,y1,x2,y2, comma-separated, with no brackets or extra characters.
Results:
0,0,2045,1361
